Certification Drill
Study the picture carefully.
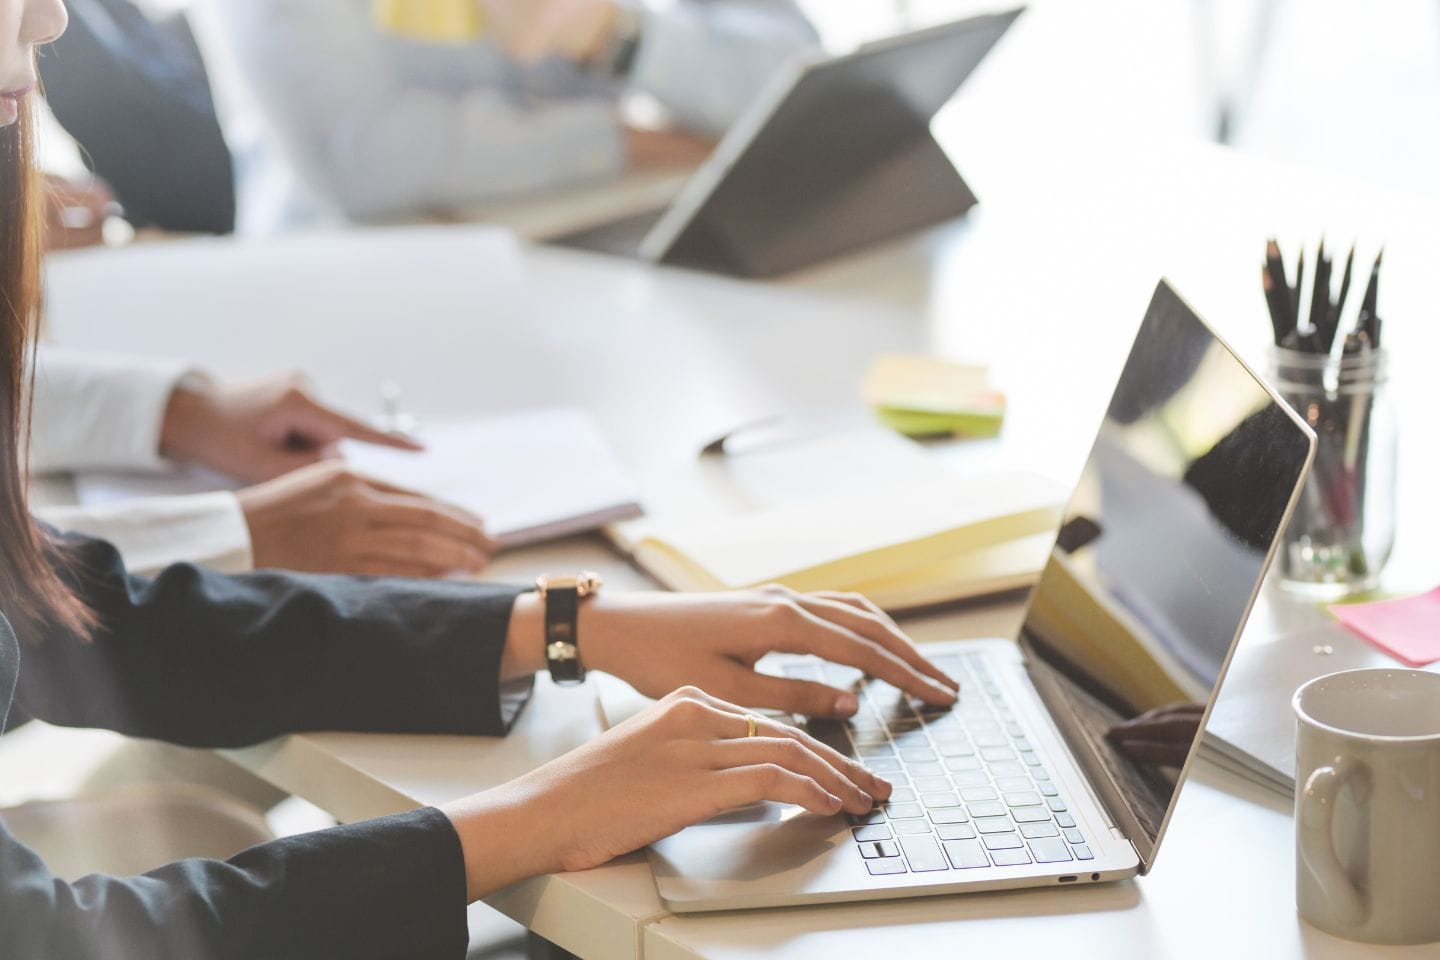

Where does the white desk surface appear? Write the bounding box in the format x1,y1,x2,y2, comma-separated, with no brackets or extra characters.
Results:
42,99,1440,960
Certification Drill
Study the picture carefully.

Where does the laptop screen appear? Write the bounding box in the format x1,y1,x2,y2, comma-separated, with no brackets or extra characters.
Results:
1016,281,1313,870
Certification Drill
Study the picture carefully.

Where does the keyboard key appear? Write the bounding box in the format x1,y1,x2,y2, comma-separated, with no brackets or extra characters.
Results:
1012,807,1052,824
858,744,895,759
1020,822,1060,839
1023,754,1044,767
900,835,950,872
852,825,892,842
866,758,902,773
990,848,1032,867
888,788,917,803
959,786,998,802
894,819,934,836
928,808,969,825
922,792,962,809
1028,837,1073,863
908,762,944,778
1039,782,1060,797
867,857,908,876
849,811,885,826
1074,844,1094,861
974,817,1014,834
983,833,1024,850
1063,828,1086,845
1005,722,1026,738
974,732,1009,748
1032,767,1052,781
858,840,902,859
1004,792,1043,807
943,839,990,869
980,746,1016,762
989,761,1026,778
995,776,1032,792
966,800,1006,818
885,803,925,820
1047,797,1068,813
912,776,952,793
852,731,890,747
1014,739,1034,753
945,757,983,773
900,748,938,764
949,770,989,787
937,742,976,758
936,822,977,841
1055,813,1076,829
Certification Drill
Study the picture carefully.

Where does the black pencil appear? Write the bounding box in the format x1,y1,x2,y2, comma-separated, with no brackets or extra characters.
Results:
1310,240,1334,351
1291,247,1307,342
1361,248,1383,347
1264,239,1293,343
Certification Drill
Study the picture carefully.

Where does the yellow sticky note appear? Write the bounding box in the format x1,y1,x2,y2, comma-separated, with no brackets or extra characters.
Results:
373,0,486,42
862,354,1006,438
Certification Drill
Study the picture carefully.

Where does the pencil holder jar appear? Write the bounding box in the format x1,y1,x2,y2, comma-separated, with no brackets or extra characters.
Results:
1269,347,1396,597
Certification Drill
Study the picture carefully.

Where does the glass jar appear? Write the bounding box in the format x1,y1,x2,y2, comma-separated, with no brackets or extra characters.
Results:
1269,346,1397,598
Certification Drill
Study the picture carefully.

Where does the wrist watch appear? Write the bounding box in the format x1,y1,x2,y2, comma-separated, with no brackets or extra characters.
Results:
535,572,604,685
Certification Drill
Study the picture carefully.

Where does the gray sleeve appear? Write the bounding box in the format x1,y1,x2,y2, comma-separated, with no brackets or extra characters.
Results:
197,0,628,221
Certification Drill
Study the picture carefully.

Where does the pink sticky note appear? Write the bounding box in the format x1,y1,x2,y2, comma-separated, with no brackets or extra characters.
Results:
1331,588,1440,667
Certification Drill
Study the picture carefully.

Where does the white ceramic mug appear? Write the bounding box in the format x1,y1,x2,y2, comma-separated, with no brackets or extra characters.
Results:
1294,668,1440,945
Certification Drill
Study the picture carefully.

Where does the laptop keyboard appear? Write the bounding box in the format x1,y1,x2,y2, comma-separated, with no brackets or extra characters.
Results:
783,651,1095,877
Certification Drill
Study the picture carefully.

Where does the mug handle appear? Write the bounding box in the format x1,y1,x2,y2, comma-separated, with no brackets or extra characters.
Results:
1299,756,1369,927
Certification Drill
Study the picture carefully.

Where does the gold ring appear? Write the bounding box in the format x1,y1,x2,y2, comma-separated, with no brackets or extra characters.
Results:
745,714,758,738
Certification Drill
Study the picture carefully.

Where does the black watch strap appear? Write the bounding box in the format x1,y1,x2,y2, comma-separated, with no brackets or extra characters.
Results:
543,585,585,685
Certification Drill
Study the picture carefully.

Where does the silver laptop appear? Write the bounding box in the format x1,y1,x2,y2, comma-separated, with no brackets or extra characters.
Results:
627,281,1315,912
551,10,1021,278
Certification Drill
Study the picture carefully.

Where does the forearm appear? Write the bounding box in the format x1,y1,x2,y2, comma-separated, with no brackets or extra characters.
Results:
18,532,531,746
0,807,469,959
28,349,192,475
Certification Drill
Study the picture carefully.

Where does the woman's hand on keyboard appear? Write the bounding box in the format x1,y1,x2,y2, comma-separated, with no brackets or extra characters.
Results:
442,686,894,898
577,585,960,718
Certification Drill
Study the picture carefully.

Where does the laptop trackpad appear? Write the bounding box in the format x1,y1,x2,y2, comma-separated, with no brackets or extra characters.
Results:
649,803,844,884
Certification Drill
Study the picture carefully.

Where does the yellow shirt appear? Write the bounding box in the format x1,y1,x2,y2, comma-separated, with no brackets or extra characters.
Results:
373,0,485,42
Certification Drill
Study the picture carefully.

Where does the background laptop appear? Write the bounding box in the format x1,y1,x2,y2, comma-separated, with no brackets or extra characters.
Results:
552,10,1022,278
601,281,1315,911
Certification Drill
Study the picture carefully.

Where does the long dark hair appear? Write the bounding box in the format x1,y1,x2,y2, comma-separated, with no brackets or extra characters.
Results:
1,97,94,640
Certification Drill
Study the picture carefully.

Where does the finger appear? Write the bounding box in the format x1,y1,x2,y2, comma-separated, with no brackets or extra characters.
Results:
289,394,424,451
364,491,501,555
714,764,843,817
709,738,873,815
770,607,957,707
360,528,493,574
1107,716,1201,741
678,692,892,800
799,593,959,692
357,478,498,550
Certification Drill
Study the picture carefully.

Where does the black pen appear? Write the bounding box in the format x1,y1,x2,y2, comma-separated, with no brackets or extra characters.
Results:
1291,247,1307,341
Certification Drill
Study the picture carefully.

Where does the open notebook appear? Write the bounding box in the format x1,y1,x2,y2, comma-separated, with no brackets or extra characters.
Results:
608,429,1065,610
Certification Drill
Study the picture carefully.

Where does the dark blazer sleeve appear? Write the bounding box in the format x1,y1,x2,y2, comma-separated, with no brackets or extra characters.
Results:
15,531,532,747
38,0,236,233
0,613,471,960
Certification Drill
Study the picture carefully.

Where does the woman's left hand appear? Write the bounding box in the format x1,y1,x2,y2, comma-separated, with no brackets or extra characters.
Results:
508,585,960,719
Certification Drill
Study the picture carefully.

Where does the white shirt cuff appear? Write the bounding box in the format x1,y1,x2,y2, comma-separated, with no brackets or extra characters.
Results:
35,491,254,578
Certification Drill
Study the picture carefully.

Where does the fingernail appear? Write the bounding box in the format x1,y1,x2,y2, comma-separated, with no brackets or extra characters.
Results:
857,791,873,808
932,680,958,703
826,793,844,813
834,692,859,717
872,776,893,798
